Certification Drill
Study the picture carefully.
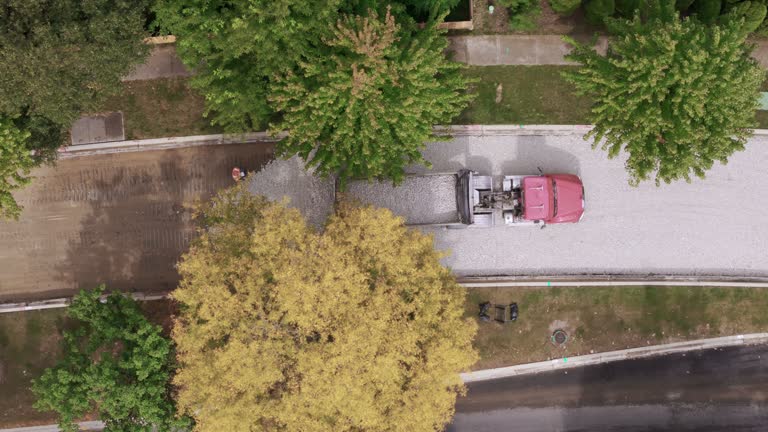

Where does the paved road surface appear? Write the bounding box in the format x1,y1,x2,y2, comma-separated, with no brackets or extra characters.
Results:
412,134,768,278
0,143,274,301
450,344,768,431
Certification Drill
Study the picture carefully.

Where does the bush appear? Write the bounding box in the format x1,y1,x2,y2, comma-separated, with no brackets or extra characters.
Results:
721,1,767,34
615,0,640,16
550,0,582,16
675,0,696,12
585,0,616,24
498,0,539,14
693,0,722,23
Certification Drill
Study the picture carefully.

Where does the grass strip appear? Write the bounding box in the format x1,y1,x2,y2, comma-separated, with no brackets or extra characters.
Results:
100,78,220,140
94,67,768,138
467,285,768,370
0,301,176,428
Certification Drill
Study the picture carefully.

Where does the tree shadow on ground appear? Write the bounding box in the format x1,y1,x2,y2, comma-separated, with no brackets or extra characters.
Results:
54,143,275,296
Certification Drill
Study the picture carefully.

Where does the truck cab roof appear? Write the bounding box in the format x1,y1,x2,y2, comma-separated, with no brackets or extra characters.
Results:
523,174,584,223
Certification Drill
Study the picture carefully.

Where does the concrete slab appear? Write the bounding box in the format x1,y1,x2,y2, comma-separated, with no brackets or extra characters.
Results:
70,112,124,145
447,36,468,63
465,36,501,65
494,35,538,65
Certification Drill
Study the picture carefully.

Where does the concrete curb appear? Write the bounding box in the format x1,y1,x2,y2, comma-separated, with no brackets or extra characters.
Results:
5,277,768,313
461,333,768,383
58,126,768,158
59,132,284,159
458,274,768,288
0,292,168,314
1,421,104,432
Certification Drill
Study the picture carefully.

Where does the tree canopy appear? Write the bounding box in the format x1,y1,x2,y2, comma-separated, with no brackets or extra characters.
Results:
154,0,343,132
172,185,478,432
563,1,764,185
0,0,151,218
32,287,189,432
0,117,35,220
0,0,150,126
269,8,473,184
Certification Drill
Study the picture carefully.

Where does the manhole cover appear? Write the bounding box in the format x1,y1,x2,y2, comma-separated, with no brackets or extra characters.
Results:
552,329,568,346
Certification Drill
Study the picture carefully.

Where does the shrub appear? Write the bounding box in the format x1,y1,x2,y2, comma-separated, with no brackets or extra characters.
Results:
675,0,696,12
693,0,722,23
498,0,539,15
584,0,616,24
550,0,582,16
615,0,641,17
721,1,767,35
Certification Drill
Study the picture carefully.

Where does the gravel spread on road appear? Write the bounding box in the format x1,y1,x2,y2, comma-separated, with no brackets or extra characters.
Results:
420,134,768,278
247,156,335,228
345,175,460,225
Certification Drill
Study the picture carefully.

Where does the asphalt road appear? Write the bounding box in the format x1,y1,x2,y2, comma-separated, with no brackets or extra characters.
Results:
0,143,274,301
409,134,768,278
450,344,768,431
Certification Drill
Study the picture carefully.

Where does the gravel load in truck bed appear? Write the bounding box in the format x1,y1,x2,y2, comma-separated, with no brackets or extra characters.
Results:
345,174,460,225
248,156,335,228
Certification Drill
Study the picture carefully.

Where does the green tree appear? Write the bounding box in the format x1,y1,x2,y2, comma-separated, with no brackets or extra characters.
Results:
550,0,583,16
720,1,767,35
172,185,478,432
0,0,150,127
585,0,616,24
269,8,473,184
32,287,190,432
0,117,35,220
563,1,764,185
154,0,342,132
693,0,722,23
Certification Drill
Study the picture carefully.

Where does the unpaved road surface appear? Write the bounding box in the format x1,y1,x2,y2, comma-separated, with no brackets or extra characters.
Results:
0,143,274,302
450,344,768,431
413,134,768,278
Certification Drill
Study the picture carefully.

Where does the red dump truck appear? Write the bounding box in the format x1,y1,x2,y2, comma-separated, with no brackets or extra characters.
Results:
346,169,585,227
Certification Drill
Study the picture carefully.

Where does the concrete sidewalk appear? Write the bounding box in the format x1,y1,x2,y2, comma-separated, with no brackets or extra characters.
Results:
448,34,768,68
123,36,768,80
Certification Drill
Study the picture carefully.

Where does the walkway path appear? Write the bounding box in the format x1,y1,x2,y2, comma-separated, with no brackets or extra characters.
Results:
449,34,768,68
121,36,768,82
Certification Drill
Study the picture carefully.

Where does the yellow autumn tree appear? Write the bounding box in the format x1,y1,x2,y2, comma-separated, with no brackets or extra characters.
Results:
172,185,477,432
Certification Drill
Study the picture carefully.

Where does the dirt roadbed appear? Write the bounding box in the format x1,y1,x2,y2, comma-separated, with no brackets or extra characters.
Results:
0,142,274,302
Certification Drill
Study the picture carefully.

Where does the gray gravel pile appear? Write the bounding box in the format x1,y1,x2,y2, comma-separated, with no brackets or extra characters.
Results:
345,174,459,225
248,156,335,228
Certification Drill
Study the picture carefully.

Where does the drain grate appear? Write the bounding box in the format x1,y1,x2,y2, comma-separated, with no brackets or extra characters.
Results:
551,329,568,346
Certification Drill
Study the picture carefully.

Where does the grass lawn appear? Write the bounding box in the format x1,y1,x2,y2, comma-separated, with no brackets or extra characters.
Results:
100,78,220,140
466,286,768,370
457,65,768,129
456,65,592,125
0,300,177,428
0,309,70,428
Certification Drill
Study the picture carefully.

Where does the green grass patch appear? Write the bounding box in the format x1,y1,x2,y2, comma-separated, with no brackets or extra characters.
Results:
0,309,71,428
467,286,768,370
0,300,178,428
457,66,768,129
100,78,220,140
457,65,592,125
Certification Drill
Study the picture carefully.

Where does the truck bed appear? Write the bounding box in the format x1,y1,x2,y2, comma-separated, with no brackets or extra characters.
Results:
345,173,462,226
